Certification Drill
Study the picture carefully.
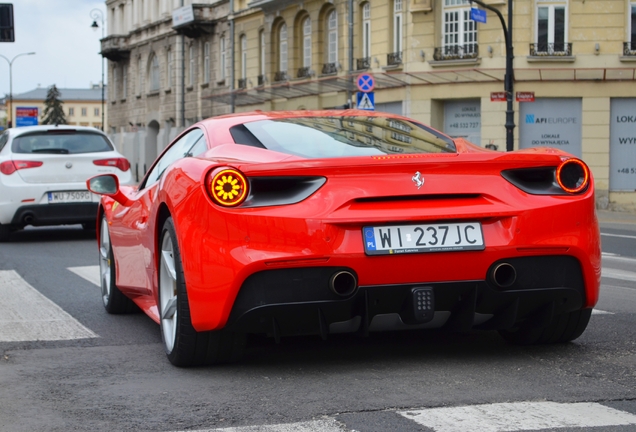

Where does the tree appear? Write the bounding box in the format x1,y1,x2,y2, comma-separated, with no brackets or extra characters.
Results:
41,85,67,125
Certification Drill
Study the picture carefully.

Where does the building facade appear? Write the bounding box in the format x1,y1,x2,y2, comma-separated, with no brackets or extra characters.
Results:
103,0,636,210
8,86,106,129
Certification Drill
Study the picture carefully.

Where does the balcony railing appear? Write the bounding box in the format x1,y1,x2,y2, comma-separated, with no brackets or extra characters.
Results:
387,51,402,66
356,57,371,70
433,44,479,61
624,42,636,56
322,62,338,75
529,43,572,57
257,74,266,86
274,71,288,82
297,67,312,79
237,78,247,89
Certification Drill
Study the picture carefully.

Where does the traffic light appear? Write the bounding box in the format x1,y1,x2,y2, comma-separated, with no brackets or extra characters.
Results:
0,3,14,43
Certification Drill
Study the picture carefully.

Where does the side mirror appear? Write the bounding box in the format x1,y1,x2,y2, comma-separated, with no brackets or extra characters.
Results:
87,174,132,207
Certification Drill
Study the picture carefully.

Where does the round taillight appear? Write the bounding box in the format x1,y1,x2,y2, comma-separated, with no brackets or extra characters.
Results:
556,158,590,194
208,168,248,207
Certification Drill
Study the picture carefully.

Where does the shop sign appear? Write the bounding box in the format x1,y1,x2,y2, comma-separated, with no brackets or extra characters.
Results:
610,98,636,191
519,98,582,157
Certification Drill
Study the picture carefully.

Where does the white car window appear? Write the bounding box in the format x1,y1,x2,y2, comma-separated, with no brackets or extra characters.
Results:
12,131,113,154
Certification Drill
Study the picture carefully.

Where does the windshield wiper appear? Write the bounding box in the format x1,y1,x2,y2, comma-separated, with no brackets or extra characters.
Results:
31,148,70,154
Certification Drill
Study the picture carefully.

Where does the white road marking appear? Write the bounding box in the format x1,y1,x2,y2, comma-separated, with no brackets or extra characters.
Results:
603,253,636,264
0,270,98,342
602,268,636,282
176,419,344,432
601,232,636,240
399,401,636,432
592,309,614,315
68,265,100,287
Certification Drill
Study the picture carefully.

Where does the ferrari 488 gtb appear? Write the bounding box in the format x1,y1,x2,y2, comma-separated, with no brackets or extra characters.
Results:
87,110,601,366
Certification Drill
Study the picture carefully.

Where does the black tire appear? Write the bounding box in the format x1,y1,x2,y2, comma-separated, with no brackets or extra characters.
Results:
99,216,137,314
158,217,245,367
498,308,592,345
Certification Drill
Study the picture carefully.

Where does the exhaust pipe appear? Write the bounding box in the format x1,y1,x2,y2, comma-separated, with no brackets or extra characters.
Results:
23,213,35,225
490,262,517,288
329,271,358,297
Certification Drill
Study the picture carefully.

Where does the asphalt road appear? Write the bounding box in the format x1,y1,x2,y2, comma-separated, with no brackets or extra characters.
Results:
0,213,636,432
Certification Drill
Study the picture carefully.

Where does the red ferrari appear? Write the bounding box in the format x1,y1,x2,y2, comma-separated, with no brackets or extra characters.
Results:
87,110,601,367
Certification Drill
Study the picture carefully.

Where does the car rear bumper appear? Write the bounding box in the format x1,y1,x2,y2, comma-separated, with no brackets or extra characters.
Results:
10,202,98,227
223,256,587,337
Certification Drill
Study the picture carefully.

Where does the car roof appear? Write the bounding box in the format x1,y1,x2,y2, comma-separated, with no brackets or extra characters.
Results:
7,125,107,138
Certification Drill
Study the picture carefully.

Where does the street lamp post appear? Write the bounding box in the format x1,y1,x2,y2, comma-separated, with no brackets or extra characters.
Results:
0,52,36,128
90,8,105,131
470,0,515,151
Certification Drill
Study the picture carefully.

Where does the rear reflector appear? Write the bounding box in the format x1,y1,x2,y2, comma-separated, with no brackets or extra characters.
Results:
93,158,131,172
0,160,44,175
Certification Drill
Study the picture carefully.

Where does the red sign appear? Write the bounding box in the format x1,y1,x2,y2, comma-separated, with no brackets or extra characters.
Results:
516,91,535,102
490,92,506,102
16,107,39,117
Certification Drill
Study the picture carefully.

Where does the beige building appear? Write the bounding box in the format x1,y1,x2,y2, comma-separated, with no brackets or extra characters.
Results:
103,0,636,210
7,86,107,130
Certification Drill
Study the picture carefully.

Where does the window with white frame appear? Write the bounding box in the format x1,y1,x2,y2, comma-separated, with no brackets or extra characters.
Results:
442,0,477,57
362,3,371,58
69,107,74,116
536,1,567,53
241,35,247,79
393,0,402,54
220,36,226,80
327,10,337,64
94,107,100,116
150,54,160,91
137,57,143,95
279,23,288,72
303,17,312,68
167,50,173,87
122,64,127,98
81,108,87,117
259,30,266,76
189,46,195,86
204,42,210,83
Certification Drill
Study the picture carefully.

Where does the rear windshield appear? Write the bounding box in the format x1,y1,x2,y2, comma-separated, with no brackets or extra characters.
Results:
230,116,456,158
12,131,114,154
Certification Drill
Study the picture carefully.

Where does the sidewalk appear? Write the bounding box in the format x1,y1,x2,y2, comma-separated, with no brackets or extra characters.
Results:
597,209,636,227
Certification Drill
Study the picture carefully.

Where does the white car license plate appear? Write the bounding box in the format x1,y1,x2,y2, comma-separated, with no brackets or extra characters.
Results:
47,191,93,203
363,222,485,255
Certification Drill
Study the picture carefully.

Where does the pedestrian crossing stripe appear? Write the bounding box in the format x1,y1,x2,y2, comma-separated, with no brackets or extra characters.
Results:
0,270,97,342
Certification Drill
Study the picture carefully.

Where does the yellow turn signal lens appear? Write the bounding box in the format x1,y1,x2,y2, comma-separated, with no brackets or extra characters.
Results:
556,158,590,194
209,168,249,207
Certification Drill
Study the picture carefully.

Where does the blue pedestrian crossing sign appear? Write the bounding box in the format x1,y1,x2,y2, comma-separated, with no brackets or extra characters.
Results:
357,92,375,111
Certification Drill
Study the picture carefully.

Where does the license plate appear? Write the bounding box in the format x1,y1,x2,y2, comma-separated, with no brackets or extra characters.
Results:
47,191,93,203
363,222,485,255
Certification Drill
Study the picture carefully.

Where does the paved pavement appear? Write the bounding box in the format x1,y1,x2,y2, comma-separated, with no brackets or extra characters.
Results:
597,209,636,228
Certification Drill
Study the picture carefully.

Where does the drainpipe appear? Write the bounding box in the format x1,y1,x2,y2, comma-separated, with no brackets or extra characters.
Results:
348,0,354,108
230,0,235,113
180,0,186,127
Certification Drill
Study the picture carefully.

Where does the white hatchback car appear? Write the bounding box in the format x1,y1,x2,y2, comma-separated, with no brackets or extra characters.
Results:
0,125,133,241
